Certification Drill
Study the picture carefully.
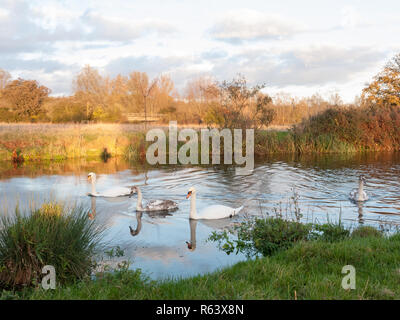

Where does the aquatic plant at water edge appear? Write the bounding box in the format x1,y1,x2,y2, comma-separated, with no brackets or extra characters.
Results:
0,202,104,290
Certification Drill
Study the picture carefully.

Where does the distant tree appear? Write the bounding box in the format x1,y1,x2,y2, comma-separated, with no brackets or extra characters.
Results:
127,72,158,126
204,75,276,130
363,53,400,106
152,75,176,114
2,78,50,120
0,69,11,90
73,65,107,120
184,76,215,119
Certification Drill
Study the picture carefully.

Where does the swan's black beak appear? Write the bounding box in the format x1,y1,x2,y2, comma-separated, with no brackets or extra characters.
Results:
186,191,192,199
186,241,192,249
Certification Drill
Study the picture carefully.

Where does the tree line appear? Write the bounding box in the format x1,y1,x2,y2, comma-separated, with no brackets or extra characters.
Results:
0,53,398,126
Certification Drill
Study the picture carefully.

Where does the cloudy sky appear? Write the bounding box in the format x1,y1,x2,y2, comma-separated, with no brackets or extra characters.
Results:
1,0,399,102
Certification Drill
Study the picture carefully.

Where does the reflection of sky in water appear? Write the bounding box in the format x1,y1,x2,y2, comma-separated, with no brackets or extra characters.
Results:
1,153,400,279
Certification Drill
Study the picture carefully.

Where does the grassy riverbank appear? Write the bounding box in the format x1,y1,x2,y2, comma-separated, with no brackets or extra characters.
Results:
0,123,147,161
1,199,399,300
1,104,400,161
9,232,400,300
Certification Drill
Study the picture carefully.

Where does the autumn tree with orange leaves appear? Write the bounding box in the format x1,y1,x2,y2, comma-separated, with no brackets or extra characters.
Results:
2,78,50,120
363,53,400,106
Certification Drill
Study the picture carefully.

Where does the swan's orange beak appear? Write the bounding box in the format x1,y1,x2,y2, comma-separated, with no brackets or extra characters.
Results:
87,175,91,181
186,191,192,199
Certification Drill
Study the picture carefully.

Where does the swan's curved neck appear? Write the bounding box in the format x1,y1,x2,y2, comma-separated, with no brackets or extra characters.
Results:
136,188,143,211
189,193,198,219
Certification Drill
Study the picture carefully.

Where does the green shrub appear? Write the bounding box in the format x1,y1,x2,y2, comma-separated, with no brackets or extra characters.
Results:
311,222,350,242
0,202,103,290
250,217,312,256
351,225,383,238
209,216,312,257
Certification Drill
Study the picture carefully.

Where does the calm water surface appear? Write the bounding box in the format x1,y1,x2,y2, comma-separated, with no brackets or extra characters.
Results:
1,152,400,279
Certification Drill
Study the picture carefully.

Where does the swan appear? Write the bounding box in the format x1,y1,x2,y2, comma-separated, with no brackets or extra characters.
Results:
87,172,134,197
131,186,178,212
349,175,369,202
186,187,243,220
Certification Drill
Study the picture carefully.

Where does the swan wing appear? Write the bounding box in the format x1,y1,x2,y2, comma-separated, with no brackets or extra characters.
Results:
349,189,368,202
96,186,132,198
349,188,360,201
198,205,243,220
144,199,178,212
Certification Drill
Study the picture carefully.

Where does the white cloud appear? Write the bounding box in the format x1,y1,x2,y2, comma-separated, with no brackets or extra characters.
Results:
210,9,306,43
209,45,387,87
340,6,370,28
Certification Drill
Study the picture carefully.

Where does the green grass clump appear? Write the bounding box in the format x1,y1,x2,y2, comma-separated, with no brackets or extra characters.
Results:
351,225,383,238
0,202,103,290
312,222,351,242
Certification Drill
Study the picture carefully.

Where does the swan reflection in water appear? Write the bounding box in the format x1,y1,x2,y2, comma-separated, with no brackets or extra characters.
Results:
129,210,173,237
88,197,97,220
185,218,238,252
357,201,365,224
186,219,198,251
88,196,128,220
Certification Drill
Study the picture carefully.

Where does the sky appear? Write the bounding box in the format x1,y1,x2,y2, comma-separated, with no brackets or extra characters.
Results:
1,0,399,102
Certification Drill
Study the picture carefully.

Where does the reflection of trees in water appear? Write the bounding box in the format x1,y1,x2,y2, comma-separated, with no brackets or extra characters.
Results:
264,152,400,171
0,157,148,179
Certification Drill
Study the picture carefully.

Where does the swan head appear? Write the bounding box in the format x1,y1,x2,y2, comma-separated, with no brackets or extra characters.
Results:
129,225,139,236
185,241,195,251
186,187,196,199
359,175,366,183
87,172,96,182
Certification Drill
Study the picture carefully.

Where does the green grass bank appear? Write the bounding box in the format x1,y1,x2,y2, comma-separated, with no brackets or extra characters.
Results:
10,233,400,300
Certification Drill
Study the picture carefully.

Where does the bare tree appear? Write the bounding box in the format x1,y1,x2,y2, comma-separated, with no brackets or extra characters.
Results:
128,72,158,127
73,65,107,120
0,69,11,90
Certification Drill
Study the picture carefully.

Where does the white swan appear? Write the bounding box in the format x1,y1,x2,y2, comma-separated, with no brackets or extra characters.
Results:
186,187,243,220
349,175,369,202
131,186,178,212
87,172,134,197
